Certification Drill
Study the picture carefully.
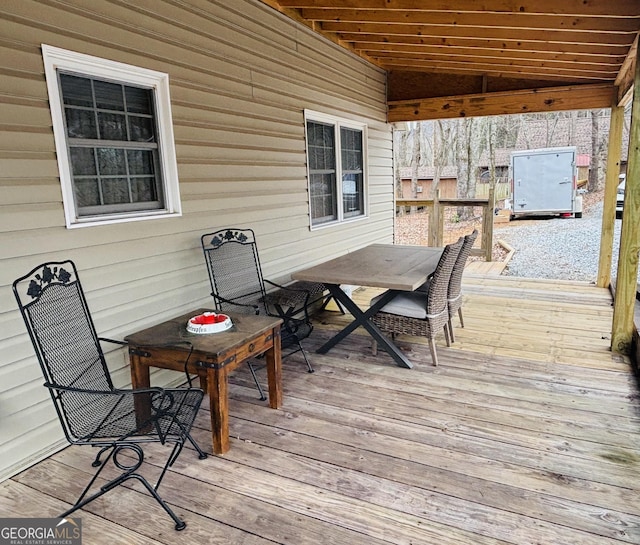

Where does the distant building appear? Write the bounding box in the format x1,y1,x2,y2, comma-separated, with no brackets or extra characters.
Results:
398,166,458,199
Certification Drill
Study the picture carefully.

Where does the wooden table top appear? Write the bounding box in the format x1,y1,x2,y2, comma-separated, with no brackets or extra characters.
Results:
292,244,443,291
125,308,282,357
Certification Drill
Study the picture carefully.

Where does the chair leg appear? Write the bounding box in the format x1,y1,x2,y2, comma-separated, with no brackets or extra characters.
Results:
247,361,267,400
448,319,456,343
428,338,439,366
443,325,451,347
458,307,465,328
298,340,314,373
62,442,191,531
185,431,208,460
371,339,378,356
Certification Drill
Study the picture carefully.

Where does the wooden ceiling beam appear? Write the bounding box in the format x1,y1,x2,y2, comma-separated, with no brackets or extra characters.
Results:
358,43,625,67
320,22,637,46
372,53,620,74
300,9,640,33
387,83,617,122
337,33,632,56
615,35,638,106
275,0,640,17
379,59,615,81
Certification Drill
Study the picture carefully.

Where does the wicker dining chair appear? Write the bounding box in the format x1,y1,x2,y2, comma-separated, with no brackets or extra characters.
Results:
370,238,463,366
13,260,206,531
447,229,478,342
201,229,315,399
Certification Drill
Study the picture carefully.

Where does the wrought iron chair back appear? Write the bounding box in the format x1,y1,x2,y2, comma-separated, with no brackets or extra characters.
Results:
201,229,315,395
13,260,206,531
201,229,270,315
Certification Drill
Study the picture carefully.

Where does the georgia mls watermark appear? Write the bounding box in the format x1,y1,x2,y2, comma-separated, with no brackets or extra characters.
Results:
0,518,81,545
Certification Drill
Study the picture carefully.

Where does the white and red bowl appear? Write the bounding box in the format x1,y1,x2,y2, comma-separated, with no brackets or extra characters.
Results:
186,312,233,334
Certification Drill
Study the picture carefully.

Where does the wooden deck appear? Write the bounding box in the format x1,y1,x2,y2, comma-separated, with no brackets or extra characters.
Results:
2,275,640,544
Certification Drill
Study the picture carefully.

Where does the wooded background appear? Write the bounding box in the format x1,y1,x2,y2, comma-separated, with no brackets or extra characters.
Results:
394,109,633,201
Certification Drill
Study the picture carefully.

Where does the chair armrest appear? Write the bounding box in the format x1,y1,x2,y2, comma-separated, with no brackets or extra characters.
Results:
211,293,260,314
98,337,128,346
45,382,164,397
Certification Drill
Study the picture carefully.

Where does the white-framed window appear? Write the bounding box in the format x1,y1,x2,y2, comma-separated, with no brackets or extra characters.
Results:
42,45,181,228
304,110,367,228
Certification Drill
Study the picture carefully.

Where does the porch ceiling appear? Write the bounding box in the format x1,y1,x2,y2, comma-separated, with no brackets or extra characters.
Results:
258,0,640,121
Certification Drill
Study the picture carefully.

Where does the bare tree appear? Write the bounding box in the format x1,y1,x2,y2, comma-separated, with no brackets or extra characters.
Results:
433,119,454,198
410,121,422,198
393,125,410,199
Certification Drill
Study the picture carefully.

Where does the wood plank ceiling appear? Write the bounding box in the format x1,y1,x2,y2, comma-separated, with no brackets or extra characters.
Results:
258,0,640,121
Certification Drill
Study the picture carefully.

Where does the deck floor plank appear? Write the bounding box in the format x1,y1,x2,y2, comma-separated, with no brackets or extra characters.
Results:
2,276,640,544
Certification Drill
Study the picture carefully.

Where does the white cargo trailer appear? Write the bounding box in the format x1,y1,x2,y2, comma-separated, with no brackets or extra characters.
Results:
509,146,581,218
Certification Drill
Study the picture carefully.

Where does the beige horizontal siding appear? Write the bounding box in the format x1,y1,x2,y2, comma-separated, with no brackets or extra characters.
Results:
0,0,392,481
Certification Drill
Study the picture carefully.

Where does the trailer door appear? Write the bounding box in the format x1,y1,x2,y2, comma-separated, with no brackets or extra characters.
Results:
512,149,575,214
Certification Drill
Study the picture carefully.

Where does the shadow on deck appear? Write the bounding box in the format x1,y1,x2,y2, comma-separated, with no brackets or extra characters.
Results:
2,275,640,544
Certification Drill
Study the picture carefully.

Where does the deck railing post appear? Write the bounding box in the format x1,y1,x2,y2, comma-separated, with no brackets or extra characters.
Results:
429,190,440,247
482,183,496,261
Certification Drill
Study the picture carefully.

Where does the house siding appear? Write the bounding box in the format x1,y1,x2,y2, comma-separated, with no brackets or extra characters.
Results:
0,0,393,481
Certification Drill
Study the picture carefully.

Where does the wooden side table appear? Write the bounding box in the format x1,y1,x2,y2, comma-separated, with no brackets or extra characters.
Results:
125,308,282,454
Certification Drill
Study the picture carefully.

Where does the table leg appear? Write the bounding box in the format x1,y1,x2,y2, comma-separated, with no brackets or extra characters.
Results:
207,367,229,454
264,326,283,409
129,348,153,429
316,285,413,369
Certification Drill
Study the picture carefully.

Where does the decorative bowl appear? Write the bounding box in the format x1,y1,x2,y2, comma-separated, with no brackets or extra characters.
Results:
186,312,233,334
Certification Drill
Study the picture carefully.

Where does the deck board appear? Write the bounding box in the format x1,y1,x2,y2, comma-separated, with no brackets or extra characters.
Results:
2,276,640,544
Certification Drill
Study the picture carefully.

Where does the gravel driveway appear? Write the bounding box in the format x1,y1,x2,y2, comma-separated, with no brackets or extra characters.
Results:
494,199,622,282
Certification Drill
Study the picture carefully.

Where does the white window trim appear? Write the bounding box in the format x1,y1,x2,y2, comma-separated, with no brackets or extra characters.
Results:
42,44,182,229
304,109,368,230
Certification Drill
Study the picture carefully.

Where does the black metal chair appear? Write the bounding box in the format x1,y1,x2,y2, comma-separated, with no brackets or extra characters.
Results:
12,260,207,531
201,228,315,398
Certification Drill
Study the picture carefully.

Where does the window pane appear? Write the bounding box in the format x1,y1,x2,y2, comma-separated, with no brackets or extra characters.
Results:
75,178,100,207
98,112,127,140
65,109,97,139
97,148,127,175
102,177,130,204
126,87,153,114
341,127,364,217
131,177,156,202
60,74,93,107
310,172,337,222
94,80,124,111
127,149,154,175
307,120,338,225
69,147,97,175
128,116,155,142
51,61,171,220
307,122,335,170
342,173,363,215
341,127,362,170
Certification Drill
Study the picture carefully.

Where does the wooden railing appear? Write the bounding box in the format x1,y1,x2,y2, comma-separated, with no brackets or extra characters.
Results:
396,186,496,261
476,182,510,201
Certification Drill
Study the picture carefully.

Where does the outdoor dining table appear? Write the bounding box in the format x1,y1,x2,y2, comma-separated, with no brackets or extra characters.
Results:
292,244,444,369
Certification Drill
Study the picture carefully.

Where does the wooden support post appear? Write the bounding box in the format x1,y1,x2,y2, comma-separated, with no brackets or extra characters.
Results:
483,182,496,262
611,60,640,354
597,104,625,288
429,189,440,247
